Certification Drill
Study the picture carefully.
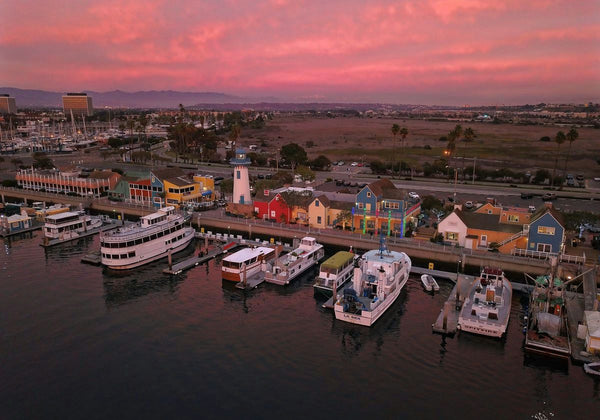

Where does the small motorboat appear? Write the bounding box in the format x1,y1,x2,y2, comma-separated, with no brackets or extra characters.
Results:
421,274,440,292
584,362,600,376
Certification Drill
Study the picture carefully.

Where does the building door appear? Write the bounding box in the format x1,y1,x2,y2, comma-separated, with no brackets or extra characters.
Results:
465,238,473,249
240,195,244,204
480,235,488,247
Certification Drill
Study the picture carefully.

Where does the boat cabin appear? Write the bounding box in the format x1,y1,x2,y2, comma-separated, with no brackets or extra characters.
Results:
222,246,274,270
45,211,81,226
141,206,175,227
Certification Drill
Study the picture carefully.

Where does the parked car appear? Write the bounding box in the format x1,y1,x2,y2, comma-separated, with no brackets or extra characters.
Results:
337,161,345,166
520,192,533,199
408,192,420,200
351,162,358,167
542,193,557,201
576,174,584,181
464,201,473,209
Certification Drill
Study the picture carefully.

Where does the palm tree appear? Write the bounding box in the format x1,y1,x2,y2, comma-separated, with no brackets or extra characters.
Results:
400,126,408,152
461,127,476,179
562,127,579,178
551,131,566,188
391,124,400,175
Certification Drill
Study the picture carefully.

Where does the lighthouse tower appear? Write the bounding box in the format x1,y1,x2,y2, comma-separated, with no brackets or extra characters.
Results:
230,148,251,204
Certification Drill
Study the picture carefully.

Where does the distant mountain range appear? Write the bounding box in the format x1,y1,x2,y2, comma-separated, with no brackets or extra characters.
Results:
0,87,280,108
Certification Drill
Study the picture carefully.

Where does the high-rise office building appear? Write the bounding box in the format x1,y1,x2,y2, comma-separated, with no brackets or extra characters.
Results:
0,94,17,114
62,93,93,116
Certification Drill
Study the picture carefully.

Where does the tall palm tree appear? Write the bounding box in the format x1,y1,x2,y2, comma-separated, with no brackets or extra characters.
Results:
391,124,400,175
399,127,408,151
551,131,566,188
562,127,579,178
461,127,476,179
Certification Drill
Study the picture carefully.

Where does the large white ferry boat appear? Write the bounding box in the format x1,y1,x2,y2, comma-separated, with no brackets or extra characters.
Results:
334,240,411,327
457,267,512,338
43,211,103,241
264,237,324,285
222,246,276,282
100,206,194,270
313,251,357,297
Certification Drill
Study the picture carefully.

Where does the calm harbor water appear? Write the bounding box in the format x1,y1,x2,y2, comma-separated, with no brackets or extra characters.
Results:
1,232,599,419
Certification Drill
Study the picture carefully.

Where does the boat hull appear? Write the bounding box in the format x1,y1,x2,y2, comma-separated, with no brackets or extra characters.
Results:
103,229,194,270
334,270,409,327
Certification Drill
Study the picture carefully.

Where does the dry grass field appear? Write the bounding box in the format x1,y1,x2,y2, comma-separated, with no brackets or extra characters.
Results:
239,115,600,175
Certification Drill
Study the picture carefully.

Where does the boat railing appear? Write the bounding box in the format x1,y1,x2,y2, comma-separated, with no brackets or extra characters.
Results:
102,217,185,242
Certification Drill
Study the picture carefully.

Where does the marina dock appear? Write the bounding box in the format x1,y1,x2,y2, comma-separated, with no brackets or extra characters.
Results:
432,274,475,335
163,244,236,275
196,231,293,252
235,272,266,290
0,223,43,238
565,269,600,363
81,251,102,265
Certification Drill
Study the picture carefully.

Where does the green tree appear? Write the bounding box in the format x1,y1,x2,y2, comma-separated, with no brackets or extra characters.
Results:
391,124,400,175
32,152,54,169
562,128,579,178
295,165,315,181
551,131,566,188
310,155,331,171
399,127,408,151
280,143,308,170
461,127,476,179
334,209,352,230
10,158,22,170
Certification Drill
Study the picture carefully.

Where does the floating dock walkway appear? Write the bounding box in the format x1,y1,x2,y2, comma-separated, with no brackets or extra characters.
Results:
196,231,293,252
235,272,266,290
431,274,475,335
163,243,238,275
0,223,42,238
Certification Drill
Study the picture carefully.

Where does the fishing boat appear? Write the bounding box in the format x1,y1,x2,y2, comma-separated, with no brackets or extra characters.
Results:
100,206,194,270
334,237,411,327
222,246,276,282
43,211,103,241
457,267,512,338
313,250,358,297
524,272,571,359
584,362,600,376
421,274,440,292
264,237,324,285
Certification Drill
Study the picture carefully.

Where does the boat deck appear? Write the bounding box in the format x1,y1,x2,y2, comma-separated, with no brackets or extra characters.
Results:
458,281,511,332
41,221,122,247
235,272,265,290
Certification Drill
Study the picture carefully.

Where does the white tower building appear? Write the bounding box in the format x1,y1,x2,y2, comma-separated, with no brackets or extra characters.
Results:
230,148,251,204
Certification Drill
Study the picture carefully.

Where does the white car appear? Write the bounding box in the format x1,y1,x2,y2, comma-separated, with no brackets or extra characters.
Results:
351,162,358,167
408,192,420,200
464,201,473,209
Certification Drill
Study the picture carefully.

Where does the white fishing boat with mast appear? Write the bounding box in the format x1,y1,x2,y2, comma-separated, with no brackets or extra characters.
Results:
334,236,411,327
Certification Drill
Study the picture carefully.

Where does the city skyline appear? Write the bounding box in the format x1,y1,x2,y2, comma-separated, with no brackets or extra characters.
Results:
1,0,599,105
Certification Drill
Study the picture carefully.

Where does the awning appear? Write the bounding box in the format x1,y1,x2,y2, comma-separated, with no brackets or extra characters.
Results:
201,190,212,197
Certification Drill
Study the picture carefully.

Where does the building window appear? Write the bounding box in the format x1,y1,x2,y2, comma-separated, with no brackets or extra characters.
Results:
357,202,364,209
237,171,241,180
446,232,459,241
508,215,519,222
315,200,319,207
366,192,371,198
537,226,555,235
317,216,322,224
270,210,276,218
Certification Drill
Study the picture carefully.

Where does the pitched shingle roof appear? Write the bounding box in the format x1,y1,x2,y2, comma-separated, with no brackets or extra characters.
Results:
367,178,395,196
151,167,186,180
530,206,565,226
330,200,354,211
455,209,522,233
313,194,330,207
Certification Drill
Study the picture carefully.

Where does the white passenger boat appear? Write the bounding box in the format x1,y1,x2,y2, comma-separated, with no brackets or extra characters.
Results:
43,211,103,241
334,239,411,327
100,206,194,270
222,246,276,282
264,237,324,285
313,251,358,296
421,274,440,292
457,267,512,338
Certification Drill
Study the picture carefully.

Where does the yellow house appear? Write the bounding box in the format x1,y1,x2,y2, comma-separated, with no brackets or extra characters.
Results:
193,174,216,200
164,175,203,207
308,195,330,228
327,200,354,230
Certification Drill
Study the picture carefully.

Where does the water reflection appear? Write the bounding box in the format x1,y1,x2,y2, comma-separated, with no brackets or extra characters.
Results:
102,271,184,307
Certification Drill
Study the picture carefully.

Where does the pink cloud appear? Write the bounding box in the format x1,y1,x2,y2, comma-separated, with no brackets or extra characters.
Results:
0,0,598,104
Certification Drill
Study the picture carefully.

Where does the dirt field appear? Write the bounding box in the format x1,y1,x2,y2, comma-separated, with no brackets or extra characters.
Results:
239,115,600,175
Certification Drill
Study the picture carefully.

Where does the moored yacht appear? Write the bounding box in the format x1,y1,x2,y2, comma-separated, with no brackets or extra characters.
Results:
264,237,324,285
334,239,411,327
100,206,194,270
221,246,276,282
457,267,512,338
313,250,357,297
43,211,103,242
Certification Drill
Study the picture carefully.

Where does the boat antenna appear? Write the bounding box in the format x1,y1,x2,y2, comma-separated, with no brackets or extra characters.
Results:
379,231,386,258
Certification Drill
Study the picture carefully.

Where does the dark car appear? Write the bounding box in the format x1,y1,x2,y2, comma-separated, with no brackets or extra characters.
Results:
542,193,557,201
520,192,533,199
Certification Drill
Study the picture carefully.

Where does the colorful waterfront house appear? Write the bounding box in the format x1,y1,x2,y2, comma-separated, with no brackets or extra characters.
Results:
16,168,117,197
108,175,138,201
193,174,216,201
437,209,523,250
307,195,330,228
163,175,206,208
0,210,32,235
524,205,565,254
353,178,421,237
281,190,314,225
475,202,532,225
88,170,122,190
328,200,354,230
253,189,290,222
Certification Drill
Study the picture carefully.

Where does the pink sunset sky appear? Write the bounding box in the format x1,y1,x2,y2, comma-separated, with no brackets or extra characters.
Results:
0,0,598,105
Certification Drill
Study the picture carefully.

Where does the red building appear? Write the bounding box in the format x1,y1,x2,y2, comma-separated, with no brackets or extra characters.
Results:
129,178,153,204
253,190,290,223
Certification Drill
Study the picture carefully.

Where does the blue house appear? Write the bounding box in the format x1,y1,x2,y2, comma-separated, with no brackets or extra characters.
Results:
354,179,420,237
526,206,565,254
